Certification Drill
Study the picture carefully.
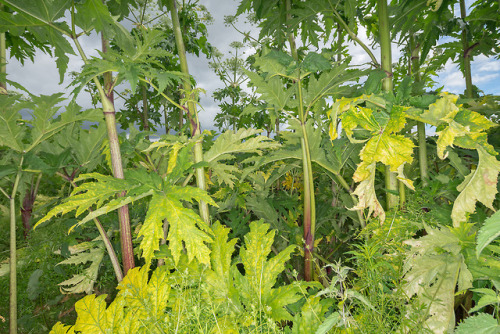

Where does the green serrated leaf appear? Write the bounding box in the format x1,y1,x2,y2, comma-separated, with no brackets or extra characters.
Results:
477,211,500,258
454,313,500,334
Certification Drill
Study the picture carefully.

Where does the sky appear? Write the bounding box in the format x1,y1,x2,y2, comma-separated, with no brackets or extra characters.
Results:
4,0,500,132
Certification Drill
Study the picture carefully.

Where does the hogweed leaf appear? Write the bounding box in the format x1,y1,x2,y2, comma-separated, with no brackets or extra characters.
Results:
204,222,238,308
34,172,134,229
139,188,215,266
205,128,279,188
452,146,500,226
49,322,75,334
117,266,171,323
403,226,473,333
73,294,110,333
237,221,314,321
351,163,385,222
58,245,104,294
0,104,25,152
138,194,169,266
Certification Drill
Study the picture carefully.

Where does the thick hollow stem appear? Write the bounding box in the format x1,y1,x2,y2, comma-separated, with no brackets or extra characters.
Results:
100,32,135,274
73,35,135,274
141,83,150,132
10,157,23,334
377,0,399,209
300,132,315,282
409,33,428,185
417,122,428,184
297,79,315,282
102,106,135,274
0,3,6,94
460,0,473,98
167,0,210,224
285,0,298,60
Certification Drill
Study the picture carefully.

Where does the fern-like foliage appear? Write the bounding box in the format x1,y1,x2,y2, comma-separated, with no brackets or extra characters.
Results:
56,238,105,295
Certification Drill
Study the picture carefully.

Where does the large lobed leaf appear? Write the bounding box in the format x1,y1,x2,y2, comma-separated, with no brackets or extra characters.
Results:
331,94,414,222
204,128,280,188
35,167,216,267
452,147,500,226
403,225,473,333
139,188,214,266
50,265,172,333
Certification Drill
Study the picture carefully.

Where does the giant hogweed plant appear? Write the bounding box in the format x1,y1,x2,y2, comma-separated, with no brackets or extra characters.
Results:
48,221,317,333
327,92,499,225
34,128,278,266
245,49,365,281
324,89,500,332
0,93,104,333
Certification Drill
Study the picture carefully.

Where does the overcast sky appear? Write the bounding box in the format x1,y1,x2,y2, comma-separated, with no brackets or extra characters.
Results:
5,0,500,132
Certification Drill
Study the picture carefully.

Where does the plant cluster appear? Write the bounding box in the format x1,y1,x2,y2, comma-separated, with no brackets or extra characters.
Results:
0,0,500,333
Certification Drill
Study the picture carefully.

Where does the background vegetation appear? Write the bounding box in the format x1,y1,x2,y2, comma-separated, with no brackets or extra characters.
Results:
0,0,499,333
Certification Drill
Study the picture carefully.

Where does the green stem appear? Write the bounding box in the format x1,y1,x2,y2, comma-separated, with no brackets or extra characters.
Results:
409,33,428,185
417,121,428,184
377,0,399,210
460,0,473,98
0,4,6,94
10,156,23,334
73,34,135,274
141,83,150,132
167,0,210,224
297,79,315,282
285,0,298,60
286,3,316,281
330,7,379,67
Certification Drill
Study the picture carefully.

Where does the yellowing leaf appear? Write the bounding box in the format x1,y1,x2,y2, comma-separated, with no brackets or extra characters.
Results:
117,266,171,323
357,133,414,176
452,147,500,226
73,294,109,333
419,92,460,126
436,121,469,159
138,194,170,266
167,142,183,174
351,163,385,222
49,322,75,334
165,198,213,265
